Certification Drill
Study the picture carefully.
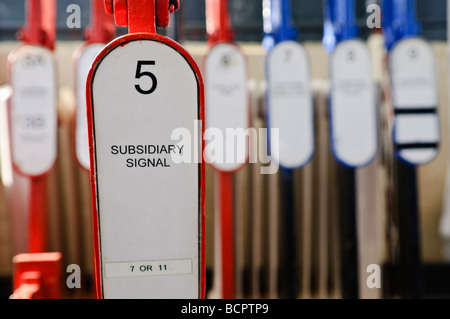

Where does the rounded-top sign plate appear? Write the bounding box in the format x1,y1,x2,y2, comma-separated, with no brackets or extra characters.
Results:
330,39,378,168
9,45,58,177
389,37,440,166
266,41,314,169
204,43,249,172
88,34,204,299
75,43,105,170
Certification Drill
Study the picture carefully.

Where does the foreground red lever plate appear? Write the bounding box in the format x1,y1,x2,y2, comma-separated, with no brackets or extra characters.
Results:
87,33,205,299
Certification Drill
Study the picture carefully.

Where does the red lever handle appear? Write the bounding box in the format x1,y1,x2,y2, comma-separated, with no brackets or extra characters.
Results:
86,0,116,43
206,0,234,45
18,0,56,50
104,0,179,34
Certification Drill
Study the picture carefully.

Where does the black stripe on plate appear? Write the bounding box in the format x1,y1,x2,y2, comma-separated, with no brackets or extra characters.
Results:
395,143,439,150
394,108,437,115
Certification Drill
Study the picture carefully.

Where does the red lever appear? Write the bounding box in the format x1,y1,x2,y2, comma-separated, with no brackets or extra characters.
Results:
18,0,56,51
205,0,238,300
28,178,48,253
104,0,180,34
218,172,235,299
86,0,116,43
206,0,234,45
11,253,62,299
10,272,43,299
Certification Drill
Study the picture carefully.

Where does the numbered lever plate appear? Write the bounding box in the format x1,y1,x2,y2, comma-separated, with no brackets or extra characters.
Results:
389,37,440,165
75,43,105,170
9,45,58,177
266,41,314,169
204,43,249,172
87,34,205,299
330,39,378,168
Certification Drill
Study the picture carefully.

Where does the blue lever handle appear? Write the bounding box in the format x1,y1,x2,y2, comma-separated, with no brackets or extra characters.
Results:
323,0,359,52
262,0,298,50
382,0,421,51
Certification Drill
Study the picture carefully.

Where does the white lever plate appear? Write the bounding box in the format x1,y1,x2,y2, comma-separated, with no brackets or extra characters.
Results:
330,39,378,168
9,45,57,177
204,43,249,172
266,41,314,169
75,43,105,170
389,37,440,165
88,36,204,299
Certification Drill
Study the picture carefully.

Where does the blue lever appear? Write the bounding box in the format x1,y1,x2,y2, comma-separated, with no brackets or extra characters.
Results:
323,0,365,300
382,0,421,51
323,0,359,52
262,0,305,299
262,0,298,50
